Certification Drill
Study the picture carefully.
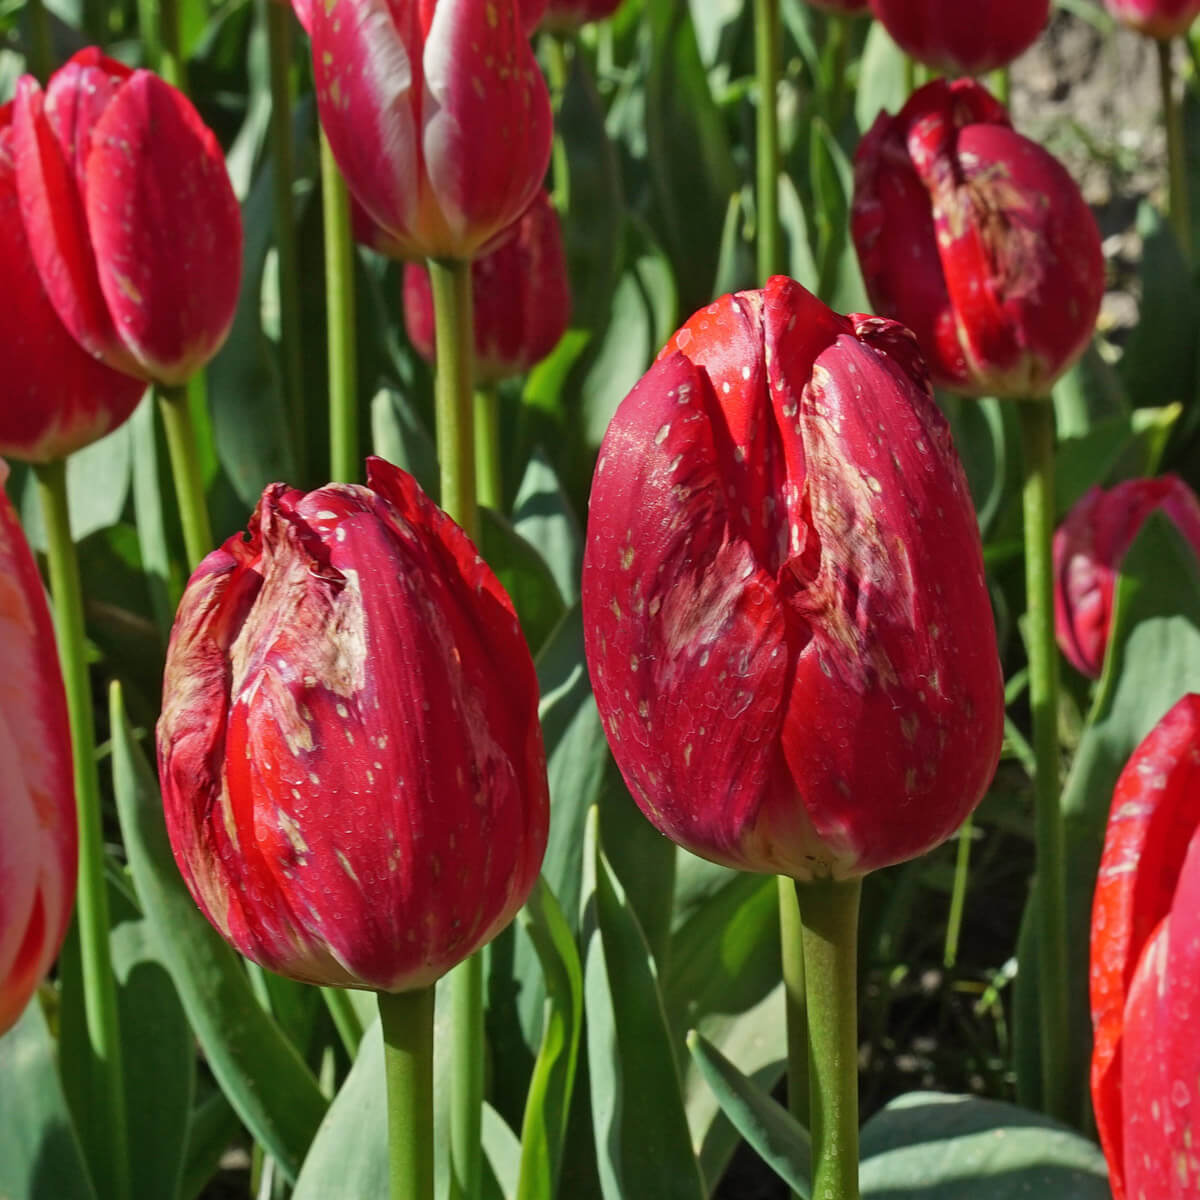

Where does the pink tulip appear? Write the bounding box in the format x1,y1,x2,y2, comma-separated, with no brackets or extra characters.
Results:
870,0,1048,73
1104,0,1200,37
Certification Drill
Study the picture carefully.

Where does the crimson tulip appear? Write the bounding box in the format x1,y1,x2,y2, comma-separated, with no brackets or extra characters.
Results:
402,191,570,384
1091,694,1200,1200
157,457,549,991
0,464,75,1036
0,104,144,462
581,276,1004,879
851,78,1104,399
311,0,552,263
1104,0,1200,37
1054,476,1200,680
870,0,1048,73
540,0,624,30
11,50,242,387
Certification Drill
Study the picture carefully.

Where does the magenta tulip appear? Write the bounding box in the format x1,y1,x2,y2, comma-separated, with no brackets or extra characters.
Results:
870,0,1048,73
1104,0,1200,37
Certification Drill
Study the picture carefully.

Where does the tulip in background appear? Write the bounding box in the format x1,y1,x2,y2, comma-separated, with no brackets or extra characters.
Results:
157,457,549,991
403,191,570,385
1090,693,1200,1200
12,49,242,386
0,463,75,1036
869,0,1049,73
539,0,625,32
1054,476,1200,679
852,78,1104,400
581,275,1004,880
1104,0,1200,37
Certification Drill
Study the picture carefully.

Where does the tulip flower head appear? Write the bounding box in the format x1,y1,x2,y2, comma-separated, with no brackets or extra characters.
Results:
539,0,624,31
0,464,75,1035
1054,476,1200,680
11,50,242,387
870,0,1049,73
312,0,553,262
1104,0,1200,38
157,458,549,992
851,78,1104,399
1091,694,1200,1200
403,191,570,384
581,276,1004,880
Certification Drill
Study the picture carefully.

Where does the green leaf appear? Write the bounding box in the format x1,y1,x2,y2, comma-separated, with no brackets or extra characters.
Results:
512,452,583,607
480,508,568,656
686,1031,811,1198
581,808,706,1200
109,683,326,1181
180,1092,241,1200
0,1000,97,1200
1052,342,1129,440
859,1093,1110,1197
370,385,440,500
854,19,907,134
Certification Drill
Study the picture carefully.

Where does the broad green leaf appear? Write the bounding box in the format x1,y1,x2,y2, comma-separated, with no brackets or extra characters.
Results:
780,173,820,295
371,385,440,499
1052,343,1129,441
859,1092,1110,1197
712,189,756,304
854,19,907,134
512,452,583,607
180,1092,241,1200
109,683,326,1181
939,395,1013,539
480,508,568,656
0,1001,97,1200
810,118,868,313
484,1104,523,1200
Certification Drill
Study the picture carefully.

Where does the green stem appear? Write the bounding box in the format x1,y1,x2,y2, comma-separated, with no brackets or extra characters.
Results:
754,0,782,281
322,987,365,1058
473,387,502,511
427,258,479,537
34,459,130,1200
265,0,306,473
27,0,53,83
943,814,973,970
825,13,851,130
990,66,1010,107
903,54,916,96
798,877,862,1200
779,877,810,1142
1018,398,1069,1122
158,0,183,90
1158,38,1192,262
379,988,436,1200
545,34,572,212
322,132,359,484
158,383,213,571
449,956,484,1200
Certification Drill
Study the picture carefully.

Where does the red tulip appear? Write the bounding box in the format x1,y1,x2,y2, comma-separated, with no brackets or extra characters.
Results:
0,463,75,1035
11,50,242,387
539,0,624,31
1054,476,1200,680
402,191,570,384
157,457,549,991
312,0,552,262
0,104,145,462
869,0,1048,73
851,78,1104,399
1091,694,1200,1200
580,276,1004,879
1104,0,1200,37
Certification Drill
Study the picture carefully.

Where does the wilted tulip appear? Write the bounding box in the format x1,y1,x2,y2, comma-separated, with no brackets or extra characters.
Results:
402,191,570,384
0,104,144,462
540,0,624,31
0,464,75,1036
581,276,1004,879
851,78,1104,399
157,457,549,991
11,50,242,388
1054,476,1200,679
312,0,552,263
869,0,1048,73
1104,0,1200,37
1091,693,1200,1200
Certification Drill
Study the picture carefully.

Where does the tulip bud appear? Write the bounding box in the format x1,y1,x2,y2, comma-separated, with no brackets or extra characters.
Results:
402,191,570,384
312,0,552,263
851,78,1104,399
1104,0,1200,37
0,105,145,462
157,458,549,991
869,0,1048,73
0,463,76,1035
539,0,624,31
1091,694,1200,1200
1054,476,1200,680
11,50,242,388
580,276,1004,880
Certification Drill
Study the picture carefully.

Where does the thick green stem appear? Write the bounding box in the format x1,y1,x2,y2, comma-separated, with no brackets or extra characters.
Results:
378,988,436,1200
158,383,213,571
798,877,862,1200
322,132,359,484
779,877,810,1145
1158,38,1192,262
1018,398,1069,1122
943,814,973,970
754,0,782,281
473,387,502,511
265,0,306,471
545,34,572,212
449,956,484,1200
27,0,53,82
34,459,130,1200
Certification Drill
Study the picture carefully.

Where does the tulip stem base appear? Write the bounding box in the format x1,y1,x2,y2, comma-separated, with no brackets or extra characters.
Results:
1159,38,1192,262
34,458,131,1200
1018,398,1070,1122
474,388,502,511
159,382,214,570
753,0,782,280
798,876,862,1200
378,987,436,1200
779,876,810,1141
